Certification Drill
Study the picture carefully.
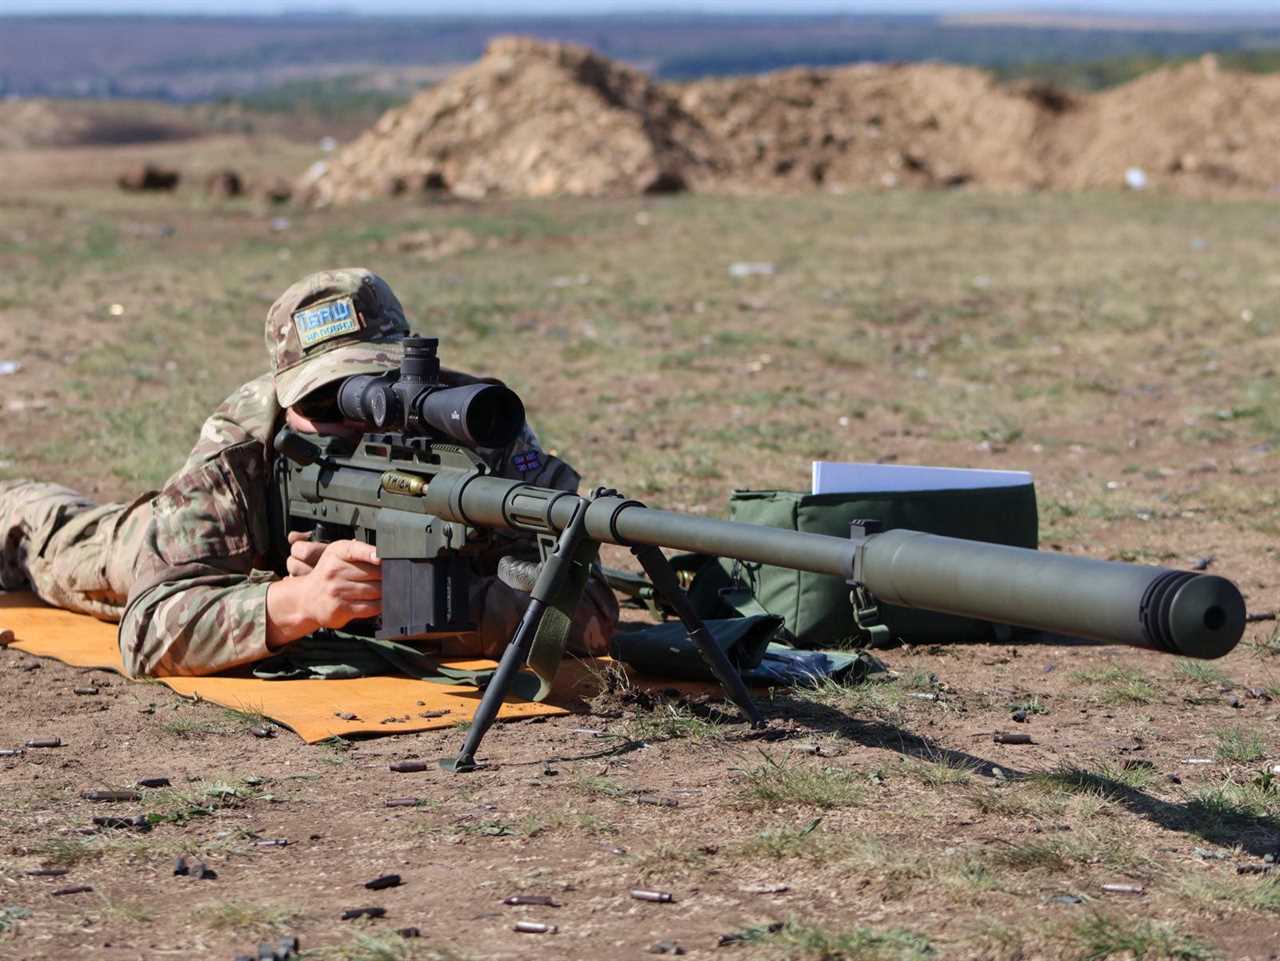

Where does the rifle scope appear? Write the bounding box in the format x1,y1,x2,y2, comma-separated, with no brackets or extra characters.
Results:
336,337,525,448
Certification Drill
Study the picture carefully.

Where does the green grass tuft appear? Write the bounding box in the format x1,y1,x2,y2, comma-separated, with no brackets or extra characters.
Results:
735,919,933,961
1215,727,1266,764
1068,914,1216,961
737,753,865,809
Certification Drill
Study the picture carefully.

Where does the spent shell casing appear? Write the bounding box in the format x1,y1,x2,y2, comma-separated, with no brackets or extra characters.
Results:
631,889,675,903
364,873,402,890
389,761,429,773
25,737,62,749
73,687,99,696
993,732,1033,745
25,868,69,877
277,935,301,955
384,798,421,808
396,928,421,939
0,748,24,757
503,894,561,907
514,921,558,934
92,814,151,832
250,726,275,738
82,790,141,802
340,906,386,921
174,855,190,876
137,776,171,788
257,943,276,961
1101,883,1145,895
52,885,93,896
254,838,289,847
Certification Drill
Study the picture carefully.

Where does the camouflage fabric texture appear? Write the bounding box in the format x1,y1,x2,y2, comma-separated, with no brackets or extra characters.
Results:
266,267,410,407
2,267,618,677
0,480,154,622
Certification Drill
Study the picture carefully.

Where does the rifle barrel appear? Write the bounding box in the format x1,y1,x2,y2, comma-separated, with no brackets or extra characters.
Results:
421,471,1245,660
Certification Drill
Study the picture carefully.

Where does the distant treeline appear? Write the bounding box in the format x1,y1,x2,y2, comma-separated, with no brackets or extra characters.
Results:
654,26,1280,86
5,14,1280,103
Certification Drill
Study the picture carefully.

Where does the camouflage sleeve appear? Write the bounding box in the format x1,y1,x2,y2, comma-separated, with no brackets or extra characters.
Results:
494,423,581,492
118,440,278,678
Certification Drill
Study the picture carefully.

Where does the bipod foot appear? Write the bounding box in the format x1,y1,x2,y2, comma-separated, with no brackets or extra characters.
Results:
439,754,484,774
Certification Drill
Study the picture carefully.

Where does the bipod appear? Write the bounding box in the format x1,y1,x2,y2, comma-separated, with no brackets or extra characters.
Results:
629,544,767,730
441,493,594,773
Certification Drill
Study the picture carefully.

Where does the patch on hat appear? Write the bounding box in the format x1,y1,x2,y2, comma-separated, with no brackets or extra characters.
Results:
293,296,361,349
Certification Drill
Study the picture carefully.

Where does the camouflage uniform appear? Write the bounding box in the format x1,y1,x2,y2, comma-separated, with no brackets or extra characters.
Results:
1,268,618,676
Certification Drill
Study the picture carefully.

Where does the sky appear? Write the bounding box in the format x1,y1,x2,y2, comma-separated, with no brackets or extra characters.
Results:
5,0,1280,15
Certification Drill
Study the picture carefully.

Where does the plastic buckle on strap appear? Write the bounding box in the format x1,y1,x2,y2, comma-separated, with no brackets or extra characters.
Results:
851,584,891,648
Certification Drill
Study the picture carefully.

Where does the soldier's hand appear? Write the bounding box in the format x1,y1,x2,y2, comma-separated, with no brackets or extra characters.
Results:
302,540,382,629
286,530,326,577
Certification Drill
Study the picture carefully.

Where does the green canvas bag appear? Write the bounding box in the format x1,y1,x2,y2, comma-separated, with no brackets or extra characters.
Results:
689,484,1038,648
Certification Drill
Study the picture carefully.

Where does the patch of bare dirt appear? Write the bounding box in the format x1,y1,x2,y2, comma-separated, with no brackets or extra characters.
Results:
0,99,200,150
301,41,1280,202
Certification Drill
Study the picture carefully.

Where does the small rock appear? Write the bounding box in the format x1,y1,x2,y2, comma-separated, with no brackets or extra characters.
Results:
1011,709,1028,723
137,777,171,788
73,686,99,696
649,941,686,955
334,711,358,721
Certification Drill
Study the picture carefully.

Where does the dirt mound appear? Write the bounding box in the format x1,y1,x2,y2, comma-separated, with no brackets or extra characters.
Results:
1044,56,1280,195
301,41,1280,203
679,63,1049,190
299,36,718,204
0,98,199,150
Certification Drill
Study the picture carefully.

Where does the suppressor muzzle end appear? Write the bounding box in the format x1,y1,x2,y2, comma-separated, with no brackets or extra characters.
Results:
1141,571,1245,660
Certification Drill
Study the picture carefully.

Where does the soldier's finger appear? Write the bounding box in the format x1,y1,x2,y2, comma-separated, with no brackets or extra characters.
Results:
286,556,315,577
291,540,326,563
287,530,312,544
340,560,384,581
331,540,380,565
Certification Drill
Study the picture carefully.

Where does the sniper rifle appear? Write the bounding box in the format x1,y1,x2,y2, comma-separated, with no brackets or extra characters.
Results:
273,337,1247,772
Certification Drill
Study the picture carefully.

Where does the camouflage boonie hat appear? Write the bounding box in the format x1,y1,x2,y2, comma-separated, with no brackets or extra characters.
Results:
266,268,410,408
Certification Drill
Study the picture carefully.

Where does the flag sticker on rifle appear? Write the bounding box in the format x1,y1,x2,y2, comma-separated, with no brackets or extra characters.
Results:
512,449,543,474
293,296,362,349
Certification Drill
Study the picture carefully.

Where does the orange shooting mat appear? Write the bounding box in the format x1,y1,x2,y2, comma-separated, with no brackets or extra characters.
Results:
0,592,627,743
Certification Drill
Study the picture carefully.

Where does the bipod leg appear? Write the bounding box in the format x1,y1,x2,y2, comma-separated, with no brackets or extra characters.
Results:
441,497,592,773
630,545,766,730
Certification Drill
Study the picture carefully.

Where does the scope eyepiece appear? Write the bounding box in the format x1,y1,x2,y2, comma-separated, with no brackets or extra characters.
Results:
337,371,402,429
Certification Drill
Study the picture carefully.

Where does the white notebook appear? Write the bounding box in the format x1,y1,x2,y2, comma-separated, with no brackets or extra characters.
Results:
811,461,1033,496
